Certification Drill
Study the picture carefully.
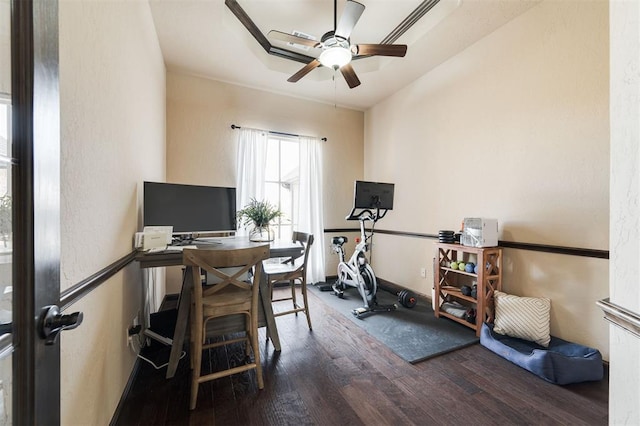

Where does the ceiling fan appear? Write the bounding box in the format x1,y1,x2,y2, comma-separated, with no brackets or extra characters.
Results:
268,0,408,89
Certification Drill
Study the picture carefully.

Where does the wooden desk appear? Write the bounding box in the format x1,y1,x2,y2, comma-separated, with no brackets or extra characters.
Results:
136,237,303,378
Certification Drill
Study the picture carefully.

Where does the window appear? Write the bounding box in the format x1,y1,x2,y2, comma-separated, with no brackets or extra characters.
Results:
235,126,325,283
0,97,10,252
264,136,299,241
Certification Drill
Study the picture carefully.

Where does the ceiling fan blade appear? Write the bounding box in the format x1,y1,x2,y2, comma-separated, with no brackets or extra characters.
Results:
287,59,322,83
268,30,320,48
353,44,408,57
335,0,365,40
340,63,361,89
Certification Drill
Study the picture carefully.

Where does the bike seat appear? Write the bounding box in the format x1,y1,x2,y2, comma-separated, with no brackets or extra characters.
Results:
331,236,348,245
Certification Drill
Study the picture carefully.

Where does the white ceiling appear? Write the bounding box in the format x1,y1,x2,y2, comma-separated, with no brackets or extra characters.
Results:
148,0,540,111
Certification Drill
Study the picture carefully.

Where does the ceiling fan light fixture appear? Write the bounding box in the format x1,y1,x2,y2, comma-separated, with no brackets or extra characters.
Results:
318,46,352,69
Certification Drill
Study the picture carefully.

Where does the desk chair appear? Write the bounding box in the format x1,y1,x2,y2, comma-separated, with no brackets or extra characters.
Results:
183,245,270,410
263,231,314,331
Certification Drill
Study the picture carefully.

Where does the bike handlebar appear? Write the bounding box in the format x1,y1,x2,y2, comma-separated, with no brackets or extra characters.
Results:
345,207,388,222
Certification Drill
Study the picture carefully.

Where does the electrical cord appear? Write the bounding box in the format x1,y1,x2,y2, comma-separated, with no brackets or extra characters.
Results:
368,219,377,266
129,332,186,370
137,350,186,371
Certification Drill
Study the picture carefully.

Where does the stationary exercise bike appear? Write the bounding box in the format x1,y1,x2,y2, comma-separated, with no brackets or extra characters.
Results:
332,207,395,317
331,181,418,317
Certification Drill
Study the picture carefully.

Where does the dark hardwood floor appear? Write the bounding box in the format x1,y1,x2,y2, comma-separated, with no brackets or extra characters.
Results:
113,288,608,425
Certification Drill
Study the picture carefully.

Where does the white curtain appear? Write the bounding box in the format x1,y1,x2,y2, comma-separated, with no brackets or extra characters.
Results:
235,128,326,284
235,128,268,235
297,136,326,284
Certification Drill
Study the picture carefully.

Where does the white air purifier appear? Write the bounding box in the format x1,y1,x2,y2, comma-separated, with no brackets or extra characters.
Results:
461,218,498,247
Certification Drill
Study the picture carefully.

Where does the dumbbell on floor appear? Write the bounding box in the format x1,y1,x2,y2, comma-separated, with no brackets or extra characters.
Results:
396,289,417,308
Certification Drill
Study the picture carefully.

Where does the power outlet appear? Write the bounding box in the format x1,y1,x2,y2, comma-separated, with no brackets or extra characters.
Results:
126,312,141,348
127,325,141,348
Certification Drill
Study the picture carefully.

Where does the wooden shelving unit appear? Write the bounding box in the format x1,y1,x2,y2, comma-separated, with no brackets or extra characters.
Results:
434,242,503,336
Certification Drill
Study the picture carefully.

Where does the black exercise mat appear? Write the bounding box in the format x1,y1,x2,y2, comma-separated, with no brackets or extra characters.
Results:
310,284,479,364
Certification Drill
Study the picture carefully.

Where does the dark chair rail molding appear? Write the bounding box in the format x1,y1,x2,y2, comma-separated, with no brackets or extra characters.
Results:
323,228,609,259
62,228,609,312
3,252,138,360
597,298,640,339
60,251,137,312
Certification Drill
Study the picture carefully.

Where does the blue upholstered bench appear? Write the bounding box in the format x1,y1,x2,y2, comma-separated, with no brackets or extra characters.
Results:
480,323,604,385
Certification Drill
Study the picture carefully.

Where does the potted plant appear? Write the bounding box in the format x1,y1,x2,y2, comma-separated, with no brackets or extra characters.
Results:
236,198,283,241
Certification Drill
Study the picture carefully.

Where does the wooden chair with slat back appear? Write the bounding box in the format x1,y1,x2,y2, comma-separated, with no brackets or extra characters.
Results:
263,231,314,331
182,245,270,410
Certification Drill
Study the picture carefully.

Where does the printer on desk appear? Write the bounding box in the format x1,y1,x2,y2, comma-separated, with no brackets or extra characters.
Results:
134,226,173,251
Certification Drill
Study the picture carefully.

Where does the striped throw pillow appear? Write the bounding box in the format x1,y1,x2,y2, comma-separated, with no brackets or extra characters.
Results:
493,291,551,347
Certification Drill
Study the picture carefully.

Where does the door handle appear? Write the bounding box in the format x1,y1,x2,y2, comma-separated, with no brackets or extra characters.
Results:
38,305,84,345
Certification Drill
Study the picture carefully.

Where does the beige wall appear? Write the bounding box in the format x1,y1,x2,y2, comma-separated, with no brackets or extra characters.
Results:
164,72,365,292
59,1,166,424
609,0,640,422
365,0,610,357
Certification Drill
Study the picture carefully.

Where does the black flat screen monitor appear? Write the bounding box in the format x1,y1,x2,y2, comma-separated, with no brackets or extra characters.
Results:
353,180,394,210
143,182,237,233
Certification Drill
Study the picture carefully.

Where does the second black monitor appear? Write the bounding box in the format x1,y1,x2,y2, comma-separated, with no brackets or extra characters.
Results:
353,180,394,210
